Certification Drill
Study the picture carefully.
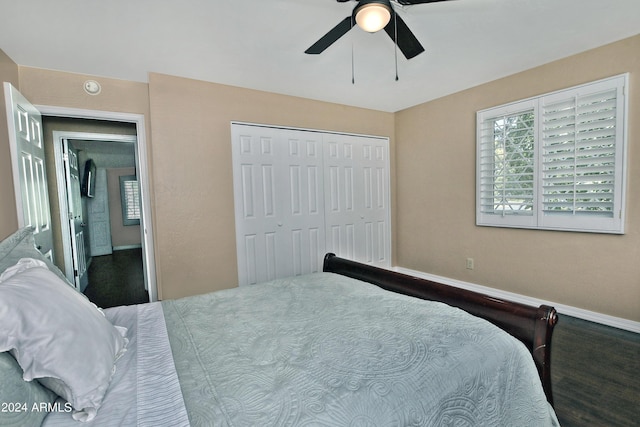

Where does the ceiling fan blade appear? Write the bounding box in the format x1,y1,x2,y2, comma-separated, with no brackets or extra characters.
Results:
305,16,355,54
384,13,425,59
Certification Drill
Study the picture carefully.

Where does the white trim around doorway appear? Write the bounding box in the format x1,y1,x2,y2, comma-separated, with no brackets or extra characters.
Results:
37,105,157,303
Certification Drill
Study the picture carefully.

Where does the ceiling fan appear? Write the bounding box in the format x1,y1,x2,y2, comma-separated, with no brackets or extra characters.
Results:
305,0,453,60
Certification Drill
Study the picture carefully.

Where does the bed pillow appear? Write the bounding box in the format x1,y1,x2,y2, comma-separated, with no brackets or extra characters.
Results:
0,351,58,427
0,258,128,422
0,226,70,285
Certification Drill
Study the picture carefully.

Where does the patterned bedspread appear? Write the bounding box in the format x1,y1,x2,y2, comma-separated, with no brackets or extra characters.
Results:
162,273,559,426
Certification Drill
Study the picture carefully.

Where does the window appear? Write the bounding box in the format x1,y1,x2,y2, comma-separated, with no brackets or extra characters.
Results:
119,175,140,226
477,74,628,234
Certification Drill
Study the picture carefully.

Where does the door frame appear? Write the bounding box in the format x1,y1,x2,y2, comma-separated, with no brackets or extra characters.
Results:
53,131,137,291
38,105,157,302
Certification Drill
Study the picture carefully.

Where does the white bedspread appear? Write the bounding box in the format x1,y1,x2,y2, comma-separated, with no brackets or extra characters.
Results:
42,303,189,426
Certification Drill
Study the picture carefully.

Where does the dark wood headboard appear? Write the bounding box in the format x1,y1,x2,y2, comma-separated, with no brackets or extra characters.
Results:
322,253,558,406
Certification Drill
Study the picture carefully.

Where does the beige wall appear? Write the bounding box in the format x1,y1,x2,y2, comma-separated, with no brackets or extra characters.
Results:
395,35,640,322
0,49,20,239
148,73,395,299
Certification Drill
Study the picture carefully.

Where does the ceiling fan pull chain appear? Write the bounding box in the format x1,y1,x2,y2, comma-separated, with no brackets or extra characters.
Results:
352,43,356,84
351,14,356,85
394,10,399,81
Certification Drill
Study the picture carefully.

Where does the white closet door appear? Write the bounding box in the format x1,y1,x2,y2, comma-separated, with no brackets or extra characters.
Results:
323,133,391,268
232,125,325,285
282,132,326,278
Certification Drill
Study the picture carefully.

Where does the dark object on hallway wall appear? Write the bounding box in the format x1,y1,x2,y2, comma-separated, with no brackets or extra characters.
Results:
81,159,97,198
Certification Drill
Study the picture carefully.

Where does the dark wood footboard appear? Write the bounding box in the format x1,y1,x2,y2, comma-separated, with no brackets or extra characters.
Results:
322,253,558,406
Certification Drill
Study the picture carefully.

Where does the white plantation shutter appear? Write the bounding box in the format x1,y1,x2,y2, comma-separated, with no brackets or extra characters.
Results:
124,180,140,219
477,74,627,233
539,78,625,232
120,175,141,226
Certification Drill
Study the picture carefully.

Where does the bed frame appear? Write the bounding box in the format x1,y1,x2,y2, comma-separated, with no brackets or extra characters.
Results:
322,253,558,406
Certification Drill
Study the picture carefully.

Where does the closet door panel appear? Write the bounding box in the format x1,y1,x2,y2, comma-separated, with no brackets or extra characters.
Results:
323,134,390,268
232,125,326,285
324,137,359,261
279,133,326,279
232,128,283,285
361,139,390,265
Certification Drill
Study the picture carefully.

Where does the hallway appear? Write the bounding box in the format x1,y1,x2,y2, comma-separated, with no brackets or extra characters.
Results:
83,248,149,308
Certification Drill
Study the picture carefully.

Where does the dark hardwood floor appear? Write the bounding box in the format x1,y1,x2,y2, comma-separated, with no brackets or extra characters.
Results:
551,314,640,426
83,248,149,308
82,257,639,425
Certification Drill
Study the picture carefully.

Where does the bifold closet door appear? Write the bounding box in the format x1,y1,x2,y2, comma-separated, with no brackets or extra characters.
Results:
323,133,391,268
232,125,326,285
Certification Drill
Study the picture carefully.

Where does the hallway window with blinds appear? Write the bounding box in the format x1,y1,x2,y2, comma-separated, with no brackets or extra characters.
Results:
119,175,140,226
477,74,628,234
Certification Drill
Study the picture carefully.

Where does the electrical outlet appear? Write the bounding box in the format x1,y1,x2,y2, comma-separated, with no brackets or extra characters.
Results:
466,258,474,270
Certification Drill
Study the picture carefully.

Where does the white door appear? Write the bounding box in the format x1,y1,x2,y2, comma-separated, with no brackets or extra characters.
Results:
62,141,88,290
232,125,326,285
4,83,54,260
231,124,391,286
87,168,113,256
281,131,325,277
323,133,391,267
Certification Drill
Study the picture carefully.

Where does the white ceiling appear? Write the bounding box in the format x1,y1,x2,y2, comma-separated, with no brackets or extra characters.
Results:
1,0,638,112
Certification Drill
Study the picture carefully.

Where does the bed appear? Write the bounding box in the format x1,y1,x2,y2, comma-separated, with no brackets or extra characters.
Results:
0,227,559,426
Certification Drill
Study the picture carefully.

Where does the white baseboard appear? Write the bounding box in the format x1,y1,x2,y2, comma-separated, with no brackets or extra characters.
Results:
394,266,640,334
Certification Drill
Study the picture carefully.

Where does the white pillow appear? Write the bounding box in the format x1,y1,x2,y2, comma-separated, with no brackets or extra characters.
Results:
0,258,127,422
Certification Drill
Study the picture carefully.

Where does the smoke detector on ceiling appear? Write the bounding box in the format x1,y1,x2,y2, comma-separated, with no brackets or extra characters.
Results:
83,80,101,95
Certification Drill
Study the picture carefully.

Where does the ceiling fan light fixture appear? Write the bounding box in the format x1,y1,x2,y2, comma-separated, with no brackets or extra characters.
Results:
354,0,392,33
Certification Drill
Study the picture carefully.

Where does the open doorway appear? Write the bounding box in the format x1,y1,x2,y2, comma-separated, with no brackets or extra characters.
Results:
43,116,152,308
4,83,157,306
